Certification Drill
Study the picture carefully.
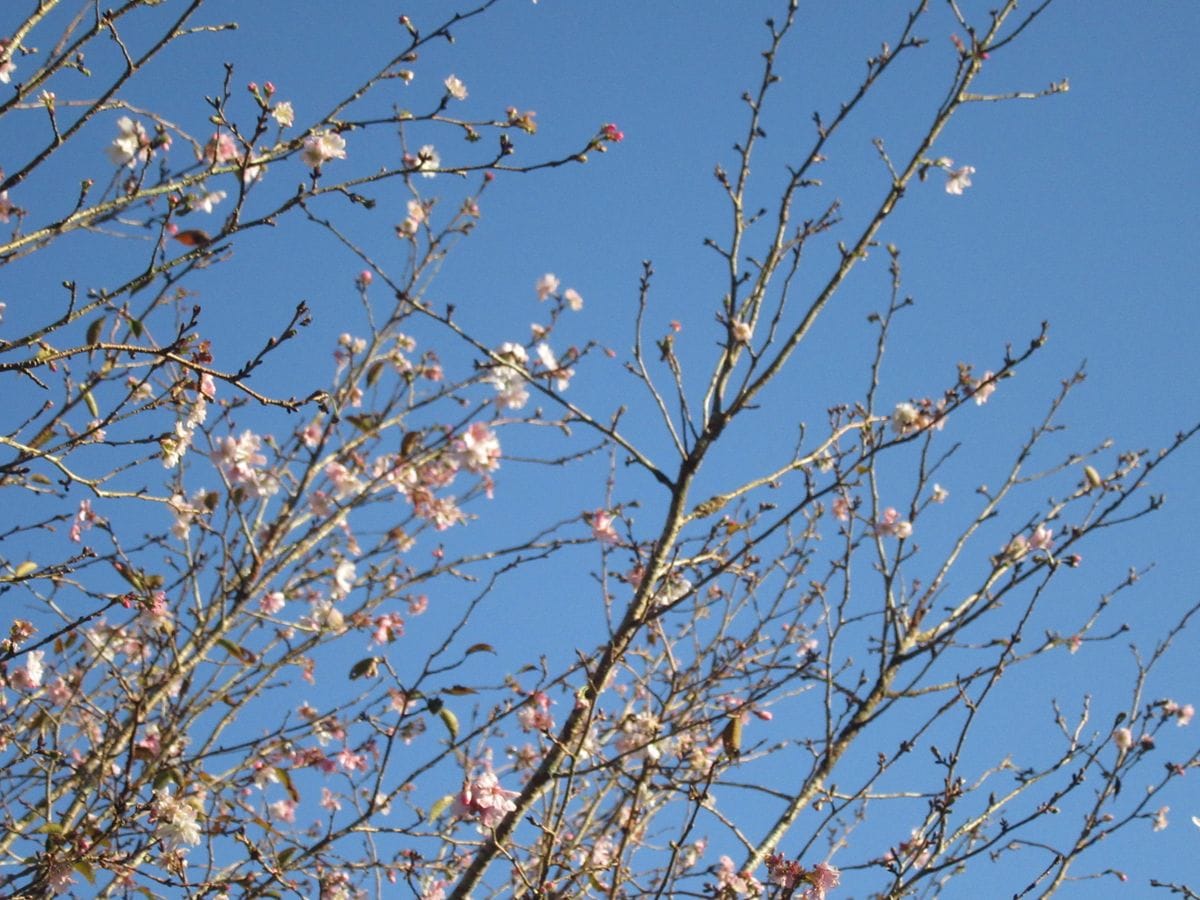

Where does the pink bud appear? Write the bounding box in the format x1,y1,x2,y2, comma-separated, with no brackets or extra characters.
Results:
264,81,276,95
601,122,625,142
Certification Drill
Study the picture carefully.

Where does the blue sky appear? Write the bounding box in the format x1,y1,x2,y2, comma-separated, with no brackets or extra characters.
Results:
2,1,1197,896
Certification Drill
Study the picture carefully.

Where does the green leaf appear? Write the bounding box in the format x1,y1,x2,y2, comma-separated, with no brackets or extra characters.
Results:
443,684,477,695
438,706,459,741
365,360,386,387
74,860,96,884
277,766,299,802
28,424,55,449
82,387,100,418
216,637,255,665
346,413,380,433
465,643,496,656
86,316,104,346
428,793,456,822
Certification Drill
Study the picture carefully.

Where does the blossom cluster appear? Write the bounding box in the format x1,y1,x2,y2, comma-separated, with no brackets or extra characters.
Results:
302,130,347,168
875,506,912,539
106,116,164,168
210,429,279,498
1002,524,1054,561
765,854,841,899
451,770,519,831
150,788,203,852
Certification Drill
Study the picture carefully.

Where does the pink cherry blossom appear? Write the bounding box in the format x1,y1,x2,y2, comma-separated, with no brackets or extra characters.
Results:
1165,700,1194,727
0,40,16,84
9,650,44,690
335,747,368,772
371,611,405,644
766,853,803,889
486,342,530,410
875,507,912,538
715,855,763,895
535,341,573,390
269,798,296,823
535,273,560,301
973,371,996,405
891,402,922,435
301,131,347,167
590,509,620,544
831,496,851,522
106,116,155,167
320,787,341,812
211,430,279,497
601,122,625,143
452,770,519,830
810,862,841,898
151,788,202,851
945,165,975,195
453,422,501,473
518,691,555,732
332,560,356,599
192,189,226,213
1153,806,1169,832
204,132,239,164
413,144,440,177
1112,726,1133,751
272,100,294,128
69,499,101,543
260,591,286,614
1029,524,1054,551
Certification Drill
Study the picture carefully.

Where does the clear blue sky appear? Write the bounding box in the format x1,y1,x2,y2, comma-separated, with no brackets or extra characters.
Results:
2,1,1196,896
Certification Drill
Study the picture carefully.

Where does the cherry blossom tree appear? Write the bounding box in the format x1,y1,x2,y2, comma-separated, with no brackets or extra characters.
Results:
0,2,1196,898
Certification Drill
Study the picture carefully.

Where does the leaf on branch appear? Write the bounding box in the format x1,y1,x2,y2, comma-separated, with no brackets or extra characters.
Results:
173,229,212,248
443,685,477,695
428,793,456,822
215,637,256,665
82,387,99,418
28,424,56,449
464,643,496,656
73,860,96,885
365,360,386,387
86,316,104,347
721,715,742,758
346,413,381,434
438,706,459,740
348,657,381,680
